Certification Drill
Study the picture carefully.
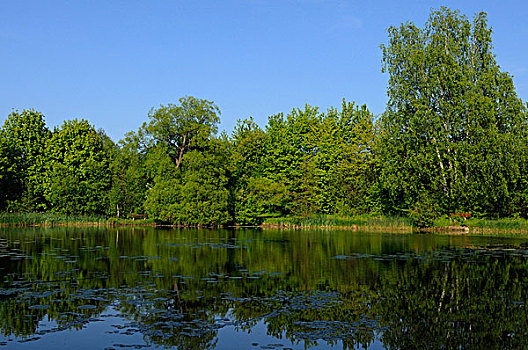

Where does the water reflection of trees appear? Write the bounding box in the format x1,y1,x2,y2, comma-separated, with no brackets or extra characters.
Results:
1,227,528,349
378,257,528,349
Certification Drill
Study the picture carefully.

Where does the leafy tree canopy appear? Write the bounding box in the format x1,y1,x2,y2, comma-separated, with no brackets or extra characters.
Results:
46,119,112,215
141,96,220,169
379,7,527,217
0,109,51,211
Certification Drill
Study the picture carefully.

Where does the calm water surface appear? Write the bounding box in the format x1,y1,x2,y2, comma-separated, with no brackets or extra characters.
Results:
1,227,528,349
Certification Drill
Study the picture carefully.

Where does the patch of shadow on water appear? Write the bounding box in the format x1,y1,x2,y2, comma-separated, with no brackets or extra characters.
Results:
99,288,362,345
0,249,33,261
220,290,382,346
28,305,49,310
77,305,97,310
171,270,282,285
292,319,382,343
331,246,528,263
118,255,161,262
224,290,344,314
164,242,248,249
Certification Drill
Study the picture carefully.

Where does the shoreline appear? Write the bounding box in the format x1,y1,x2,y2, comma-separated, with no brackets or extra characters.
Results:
2,213,528,235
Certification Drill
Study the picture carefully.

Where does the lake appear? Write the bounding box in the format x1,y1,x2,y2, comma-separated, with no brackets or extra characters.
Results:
1,227,528,349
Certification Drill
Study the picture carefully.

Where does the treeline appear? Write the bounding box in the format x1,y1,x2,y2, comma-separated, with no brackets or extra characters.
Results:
0,98,378,225
1,8,527,226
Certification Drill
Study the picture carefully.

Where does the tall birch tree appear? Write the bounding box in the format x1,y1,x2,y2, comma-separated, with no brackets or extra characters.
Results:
380,8,527,216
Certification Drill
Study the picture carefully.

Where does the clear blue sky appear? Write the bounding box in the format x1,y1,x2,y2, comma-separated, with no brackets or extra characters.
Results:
1,0,527,141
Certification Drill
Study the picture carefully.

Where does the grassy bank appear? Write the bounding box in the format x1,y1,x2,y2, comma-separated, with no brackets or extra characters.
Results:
0,212,156,227
262,215,528,235
432,216,528,235
4,212,528,234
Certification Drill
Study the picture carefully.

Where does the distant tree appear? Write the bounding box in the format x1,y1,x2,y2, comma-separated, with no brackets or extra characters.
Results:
0,136,16,209
264,105,319,215
144,137,231,225
258,102,379,217
109,131,148,218
0,109,51,211
379,8,527,216
142,96,220,169
230,118,287,224
142,97,230,225
46,119,112,215
311,101,380,215
231,118,267,184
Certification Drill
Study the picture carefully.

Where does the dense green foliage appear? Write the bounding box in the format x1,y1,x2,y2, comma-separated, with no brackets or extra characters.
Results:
46,119,112,215
140,97,231,225
232,101,379,224
0,110,50,211
380,8,528,217
1,8,527,227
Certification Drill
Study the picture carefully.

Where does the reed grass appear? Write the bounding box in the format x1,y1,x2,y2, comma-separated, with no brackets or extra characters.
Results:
107,217,157,226
0,212,161,227
6,211,528,233
432,216,528,235
467,218,528,232
0,212,108,226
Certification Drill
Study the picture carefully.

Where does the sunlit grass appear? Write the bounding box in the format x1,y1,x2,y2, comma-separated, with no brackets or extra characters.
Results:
432,215,528,234
0,212,154,226
263,214,528,234
467,217,528,232
0,212,108,225
5,211,528,233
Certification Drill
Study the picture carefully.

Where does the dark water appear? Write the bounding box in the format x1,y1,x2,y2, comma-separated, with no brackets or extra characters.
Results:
1,227,528,349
